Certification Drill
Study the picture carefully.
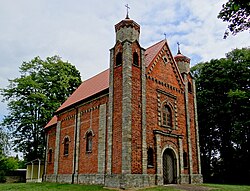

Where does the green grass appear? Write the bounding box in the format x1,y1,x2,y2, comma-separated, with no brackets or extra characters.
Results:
0,183,249,191
203,183,250,191
0,183,110,191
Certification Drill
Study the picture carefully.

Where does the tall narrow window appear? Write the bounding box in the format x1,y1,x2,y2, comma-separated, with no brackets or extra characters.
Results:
147,147,154,167
162,104,172,127
48,149,52,163
86,132,93,152
63,137,69,156
133,52,139,66
188,82,192,93
183,152,188,168
116,52,122,66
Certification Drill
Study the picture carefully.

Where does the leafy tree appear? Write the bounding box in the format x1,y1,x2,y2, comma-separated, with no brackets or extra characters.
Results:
0,56,81,162
0,155,19,183
191,48,250,184
218,0,250,38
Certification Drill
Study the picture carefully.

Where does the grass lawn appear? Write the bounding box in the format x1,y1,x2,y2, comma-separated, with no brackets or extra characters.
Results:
0,183,249,191
0,182,110,191
203,183,250,191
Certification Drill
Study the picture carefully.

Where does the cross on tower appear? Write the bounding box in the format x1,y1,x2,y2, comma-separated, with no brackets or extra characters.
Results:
125,4,130,19
177,42,181,54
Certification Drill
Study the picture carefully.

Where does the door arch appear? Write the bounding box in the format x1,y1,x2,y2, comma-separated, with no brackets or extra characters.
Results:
163,148,177,184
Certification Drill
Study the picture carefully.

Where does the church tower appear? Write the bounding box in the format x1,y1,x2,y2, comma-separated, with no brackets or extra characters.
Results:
106,14,147,188
174,46,202,183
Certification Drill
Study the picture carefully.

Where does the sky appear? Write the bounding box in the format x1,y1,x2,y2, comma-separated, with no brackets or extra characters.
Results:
0,0,249,123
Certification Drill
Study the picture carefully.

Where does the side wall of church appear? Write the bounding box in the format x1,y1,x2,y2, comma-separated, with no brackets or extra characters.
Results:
77,95,109,174
58,109,76,175
44,94,109,184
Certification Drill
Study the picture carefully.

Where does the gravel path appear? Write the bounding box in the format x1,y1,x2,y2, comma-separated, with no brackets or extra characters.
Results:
166,184,216,191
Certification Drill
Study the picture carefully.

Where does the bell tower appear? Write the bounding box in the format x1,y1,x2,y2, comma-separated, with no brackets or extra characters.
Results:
106,12,147,188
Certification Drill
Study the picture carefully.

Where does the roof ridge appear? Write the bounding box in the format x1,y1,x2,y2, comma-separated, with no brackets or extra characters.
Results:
82,68,109,83
146,40,165,51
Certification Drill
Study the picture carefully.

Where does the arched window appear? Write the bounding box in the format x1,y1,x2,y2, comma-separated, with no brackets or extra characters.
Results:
133,52,139,66
188,82,192,93
162,104,172,127
48,149,53,163
63,137,70,156
116,52,122,66
86,132,93,152
183,152,188,168
147,147,154,167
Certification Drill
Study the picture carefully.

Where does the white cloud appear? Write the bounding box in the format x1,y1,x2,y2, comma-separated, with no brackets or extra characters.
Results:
0,0,249,121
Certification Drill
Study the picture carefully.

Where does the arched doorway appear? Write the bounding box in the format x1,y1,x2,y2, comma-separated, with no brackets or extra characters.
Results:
163,148,177,184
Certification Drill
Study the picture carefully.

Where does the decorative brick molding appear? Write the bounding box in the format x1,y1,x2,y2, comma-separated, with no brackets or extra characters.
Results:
146,75,184,94
157,89,178,129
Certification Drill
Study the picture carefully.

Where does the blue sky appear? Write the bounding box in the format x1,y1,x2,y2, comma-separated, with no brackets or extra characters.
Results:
0,0,249,123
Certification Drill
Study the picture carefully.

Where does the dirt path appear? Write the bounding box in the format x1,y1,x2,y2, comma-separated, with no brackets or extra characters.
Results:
165,184,216,191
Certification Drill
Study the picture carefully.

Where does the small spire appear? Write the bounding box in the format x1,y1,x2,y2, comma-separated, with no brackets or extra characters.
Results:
125,4,130,19
177,42,181,54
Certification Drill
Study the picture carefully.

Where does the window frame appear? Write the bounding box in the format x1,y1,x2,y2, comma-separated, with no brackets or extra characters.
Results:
133,52,139,67
63,136,70,156
86,132,93,153
147,147,154,168
48,148,53,163
161,103,172,128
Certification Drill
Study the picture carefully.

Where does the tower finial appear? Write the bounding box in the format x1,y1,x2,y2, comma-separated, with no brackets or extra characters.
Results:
177,42,181,54
164,33,166,40
125,4,130,19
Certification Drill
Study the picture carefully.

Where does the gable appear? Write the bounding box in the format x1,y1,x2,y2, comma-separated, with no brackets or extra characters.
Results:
146,40,184,90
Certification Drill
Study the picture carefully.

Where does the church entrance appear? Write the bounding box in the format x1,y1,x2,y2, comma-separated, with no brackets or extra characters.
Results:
163,148,177,184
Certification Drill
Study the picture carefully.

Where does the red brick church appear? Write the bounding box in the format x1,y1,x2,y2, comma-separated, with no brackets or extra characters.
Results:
43,15,203,188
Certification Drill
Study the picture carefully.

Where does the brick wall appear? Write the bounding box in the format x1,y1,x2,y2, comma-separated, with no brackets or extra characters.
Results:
131,42,142,174
58,109,76,174
112,43,123,174
46,126,56,174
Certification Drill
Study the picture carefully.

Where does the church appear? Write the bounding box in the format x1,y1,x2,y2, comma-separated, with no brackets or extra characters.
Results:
43,14,203,188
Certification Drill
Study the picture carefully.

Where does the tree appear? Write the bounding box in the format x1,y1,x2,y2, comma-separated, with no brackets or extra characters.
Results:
0,56,81,161
0,128,8,155
218,0,250,38
191,48,250,184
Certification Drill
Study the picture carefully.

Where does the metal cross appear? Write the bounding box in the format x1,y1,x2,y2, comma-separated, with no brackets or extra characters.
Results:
164,33,167,40
177,42,181,54
125,4,130,19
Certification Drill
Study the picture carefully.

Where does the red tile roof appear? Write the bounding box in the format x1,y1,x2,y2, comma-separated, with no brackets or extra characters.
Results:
45,40,167,128
57,69,110,112
145,40,166,67
45,115,57,128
